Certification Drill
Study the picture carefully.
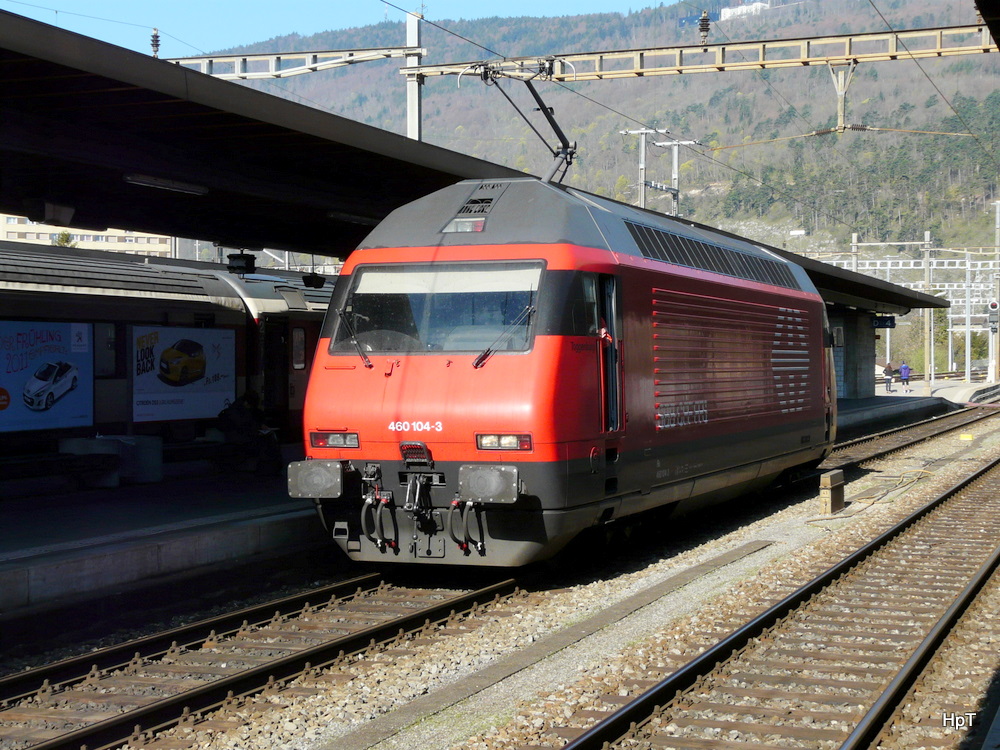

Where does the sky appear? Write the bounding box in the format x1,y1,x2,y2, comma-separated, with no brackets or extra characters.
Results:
0,0,672,59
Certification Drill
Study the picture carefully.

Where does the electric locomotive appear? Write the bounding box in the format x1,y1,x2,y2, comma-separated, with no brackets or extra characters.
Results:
288,177,836,566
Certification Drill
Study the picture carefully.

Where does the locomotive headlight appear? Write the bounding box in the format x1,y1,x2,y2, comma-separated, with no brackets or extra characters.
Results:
459,464,519,504
311,432,360,448
476,434,532,451
442,216,487,233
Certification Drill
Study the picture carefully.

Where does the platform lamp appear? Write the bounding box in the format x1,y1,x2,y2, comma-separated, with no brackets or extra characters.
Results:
302,254,325,288
224,248,257,276
226,253,255,275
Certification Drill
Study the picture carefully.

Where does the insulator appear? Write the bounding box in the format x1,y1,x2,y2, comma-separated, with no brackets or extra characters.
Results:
150,28,160,58
699,11,710,44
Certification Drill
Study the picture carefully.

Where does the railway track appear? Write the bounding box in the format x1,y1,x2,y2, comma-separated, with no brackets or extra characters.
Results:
0,574,517,750
4,411,997,750
556,449,1000,749
821,405,999,470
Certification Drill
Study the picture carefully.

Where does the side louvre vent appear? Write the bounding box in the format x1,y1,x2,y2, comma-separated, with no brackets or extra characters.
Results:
625,221,799,290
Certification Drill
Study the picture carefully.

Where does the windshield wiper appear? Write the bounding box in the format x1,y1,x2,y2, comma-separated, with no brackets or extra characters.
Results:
337,308,374,369
472,305,536,369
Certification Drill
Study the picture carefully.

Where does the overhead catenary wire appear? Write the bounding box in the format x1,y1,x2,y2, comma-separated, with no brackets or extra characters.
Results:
865,0,1000,173
672,0,859,158
380,1,871,236
666,0,971,241
669,0,993,234
0,0,206,54
8,0,991,240
401,1,989,240
710,125,976,152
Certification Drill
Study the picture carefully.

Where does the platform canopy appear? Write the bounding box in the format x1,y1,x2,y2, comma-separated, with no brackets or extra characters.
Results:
0,11,520,256
977,1,1000,46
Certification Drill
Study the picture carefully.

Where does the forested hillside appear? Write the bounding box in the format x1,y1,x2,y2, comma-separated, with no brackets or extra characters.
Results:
224,0,1000,253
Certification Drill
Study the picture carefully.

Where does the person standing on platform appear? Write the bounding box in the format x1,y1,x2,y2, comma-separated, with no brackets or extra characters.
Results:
883,363,894,393
898,361,912,393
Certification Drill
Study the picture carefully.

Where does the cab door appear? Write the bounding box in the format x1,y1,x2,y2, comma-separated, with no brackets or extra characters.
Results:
598,274,623,494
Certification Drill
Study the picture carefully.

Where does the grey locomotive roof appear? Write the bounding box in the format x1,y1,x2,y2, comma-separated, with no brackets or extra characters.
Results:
357,177,813,292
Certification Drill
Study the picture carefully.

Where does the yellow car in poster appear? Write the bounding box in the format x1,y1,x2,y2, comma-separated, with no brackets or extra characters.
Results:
158,338,206,384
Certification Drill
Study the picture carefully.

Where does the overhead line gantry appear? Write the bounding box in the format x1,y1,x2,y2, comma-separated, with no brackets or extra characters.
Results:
406,24,996,81
400,24,998,82
169,46,425,79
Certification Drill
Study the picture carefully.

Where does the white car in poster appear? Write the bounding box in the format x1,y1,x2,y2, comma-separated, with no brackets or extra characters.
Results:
23,361,79,410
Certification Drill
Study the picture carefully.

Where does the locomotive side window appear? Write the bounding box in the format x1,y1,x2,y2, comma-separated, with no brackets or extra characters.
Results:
534,272,600,337
568,274,600,337
330,262,543,354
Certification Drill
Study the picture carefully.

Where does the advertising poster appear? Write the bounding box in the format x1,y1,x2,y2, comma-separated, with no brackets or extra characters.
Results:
132,326,236,422
0,321,94,433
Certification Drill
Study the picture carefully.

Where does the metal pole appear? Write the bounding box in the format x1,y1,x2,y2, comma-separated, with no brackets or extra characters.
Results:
995,200,1000,255
991,202,1000,383
639,131,647,209
828,63,856,132
671,143,680,214
851,232,858,277
405,13,423,141
620,129,667,207
653,138,699,215
993,273,1000,384
965,250,972,381
923,231,933,395
884,262,891,364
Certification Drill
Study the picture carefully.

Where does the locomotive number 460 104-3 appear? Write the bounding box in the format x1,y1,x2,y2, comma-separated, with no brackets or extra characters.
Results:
388,420,444,432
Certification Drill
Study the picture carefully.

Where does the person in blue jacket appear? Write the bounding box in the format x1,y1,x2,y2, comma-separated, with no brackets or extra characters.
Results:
898,361,911,393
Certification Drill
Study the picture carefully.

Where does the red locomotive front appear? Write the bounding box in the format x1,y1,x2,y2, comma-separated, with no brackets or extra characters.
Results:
287,177,835,566
290,244,626,566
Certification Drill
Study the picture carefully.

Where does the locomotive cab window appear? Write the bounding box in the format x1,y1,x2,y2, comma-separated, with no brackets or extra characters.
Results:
329,261,543,354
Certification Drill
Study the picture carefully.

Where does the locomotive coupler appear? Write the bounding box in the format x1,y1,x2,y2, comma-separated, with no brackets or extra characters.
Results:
361,462,382,485
402,472,433,520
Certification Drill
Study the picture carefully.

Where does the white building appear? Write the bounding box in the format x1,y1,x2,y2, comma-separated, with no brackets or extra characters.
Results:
720,2,771,21
2,213,172,256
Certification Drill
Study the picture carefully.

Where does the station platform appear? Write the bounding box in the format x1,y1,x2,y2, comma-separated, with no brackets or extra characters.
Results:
2,381,998,620
0,445,326,619
837,378,1000,438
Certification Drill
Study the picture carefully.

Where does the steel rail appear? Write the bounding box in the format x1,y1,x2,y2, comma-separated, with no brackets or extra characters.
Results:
834,404,992,450
0,572,381,703
18,577,517,750
560,454,1000,750
821,406,997,470
839,538,1000,749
